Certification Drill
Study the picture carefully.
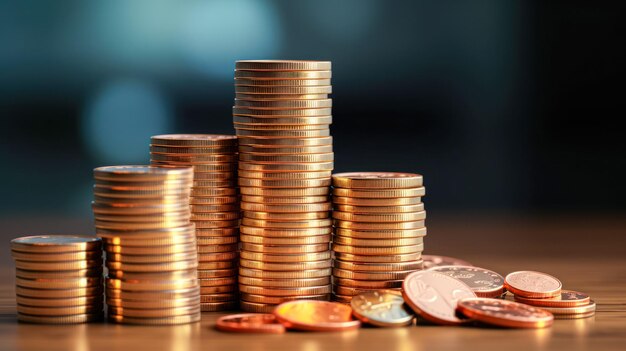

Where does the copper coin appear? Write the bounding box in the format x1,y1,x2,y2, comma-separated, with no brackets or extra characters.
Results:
504,271,562,299
216,313,285,334
430,265,505,298
536,301,596,315
273,300,361,331
11,235,102,253
332,172,423,189
402,270,476,325
457,297,554,328
422,255,472,269
514,290,591,307
350,290,415,327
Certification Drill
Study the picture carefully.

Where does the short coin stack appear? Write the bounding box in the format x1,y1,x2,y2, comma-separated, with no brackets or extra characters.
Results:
92,166,201,325
233,60,334,312
11,235,104,324
150,134,240,312
331,172,426,303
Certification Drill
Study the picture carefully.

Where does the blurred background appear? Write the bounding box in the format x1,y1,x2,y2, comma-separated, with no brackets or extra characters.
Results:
0,1,624,242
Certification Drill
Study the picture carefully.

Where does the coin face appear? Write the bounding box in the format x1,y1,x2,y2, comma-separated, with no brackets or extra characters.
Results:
215,313,285,334
402,270,476,325
430,265,504,298
422,255,472,269
505,271,562,298
11,235,102,253
457,297,554,328
273,300,361,331
350,290,414,327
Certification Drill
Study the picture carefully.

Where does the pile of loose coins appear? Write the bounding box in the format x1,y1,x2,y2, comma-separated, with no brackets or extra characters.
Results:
330,172,426,303
11,236,104,324
92,166,201,325
150,134,240,312
233,60,334,312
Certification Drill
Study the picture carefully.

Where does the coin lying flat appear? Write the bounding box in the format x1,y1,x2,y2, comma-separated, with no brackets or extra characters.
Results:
350,290,414,327
430,265,505,298
514,290,591,307
216,313,286,334
457,297,554,328
504,271,562,299
332,172,423,189
273,300,361,331
11,236,102,253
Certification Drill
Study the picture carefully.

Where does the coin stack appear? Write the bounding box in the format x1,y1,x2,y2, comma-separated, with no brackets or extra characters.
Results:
233,60,334,312
92,165,201,325
330,172,426,303
150,134,240,312
11,235,104,324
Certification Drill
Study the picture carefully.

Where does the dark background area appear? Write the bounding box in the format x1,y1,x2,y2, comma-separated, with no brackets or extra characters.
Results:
0,0,624,225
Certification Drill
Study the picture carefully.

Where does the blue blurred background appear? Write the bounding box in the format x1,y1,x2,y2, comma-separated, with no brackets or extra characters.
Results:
0,0,623,224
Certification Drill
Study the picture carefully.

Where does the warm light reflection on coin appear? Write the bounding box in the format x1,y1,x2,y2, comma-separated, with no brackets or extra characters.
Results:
457,297,554,328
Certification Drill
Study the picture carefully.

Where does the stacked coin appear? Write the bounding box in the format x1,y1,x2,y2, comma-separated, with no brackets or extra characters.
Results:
331,172,426,303
233,60,334,312
92,165,201,325
150,134,240,312
11,235,104,324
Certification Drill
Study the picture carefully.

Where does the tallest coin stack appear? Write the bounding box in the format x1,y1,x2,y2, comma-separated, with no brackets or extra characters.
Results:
233,60,334,312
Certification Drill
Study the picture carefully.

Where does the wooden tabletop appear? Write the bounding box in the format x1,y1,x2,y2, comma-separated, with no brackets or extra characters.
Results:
1,214,625,351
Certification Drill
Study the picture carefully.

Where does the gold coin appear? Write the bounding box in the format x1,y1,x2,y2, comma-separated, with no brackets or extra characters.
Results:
238,136,332,147
153,163,237,172
149,145,237,154
105,252,196,264
14,259,102,271
234,98,332,109
333,252,421,263
234,106,332,116
96,224,195,239
235,78,331,87
239,276,330,288
239,162,334,172
235,70,331,79
17,304,103,316
104,242,196,255
190,212,240,221
241,202,331,213
16,295,102,307
241,242,329,254
332,187,425,198
106,296,200,309
93,211,191,223
333,227,427,239
196,227,240,237
200,285,237,294
242,195,328,204
332,244,423,255
201,301,238,312
190,204,239,213
235,85,332,95
196,236,238,245
242,218,331,229
193,219,240,229
108,313,200,325
238,124,329,131
92,202,189,216
240,293,329,304
192,179,238,187
240,268,331,279
235,60,331,71
199,277,237,287
93,165,193,182
238,284,331,297
93,185,190,198
18,312,104,324
238,145,332,155
15,268,103,279
198,261,239,270
106,259,197,272
334,260,423,272
235,129,330,138
192,171,237,180
239,258,332,271
333,285,401,296
332,211,426,222
200,293,238,303
332,268,415,281
11,250,102,262
243,211,328,221
240,186,329,197
332,236,423,247
151,134,237,147
240,251,331,263
105,286,199,300
189,195,239,205
11,235,102,253
106,269,196,280
197,252,239,262
95,219,191,231
332,196,422,206
332,172,423,189
108,305,199,318
333,204,424,213
241,226,331,237
333,278,403,289
239,178,330,189
239,170,331,179
239,301,275,313
240,234,330,245
196,243,239,253
15,285,103,299
93,194,188,206
191,187,237,196
235,93,328,100
105,277,198,291
16,277,102,289
94,178,192,189
333,220,425,230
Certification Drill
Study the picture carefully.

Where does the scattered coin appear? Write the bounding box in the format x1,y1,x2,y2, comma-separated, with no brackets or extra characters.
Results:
273,300,361,331
457,297,554,328
216,313,286,334
351,290,415,327
504,271,562,299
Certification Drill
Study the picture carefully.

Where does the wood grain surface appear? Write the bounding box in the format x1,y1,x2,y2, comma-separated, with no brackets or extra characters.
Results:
1,214,625,351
